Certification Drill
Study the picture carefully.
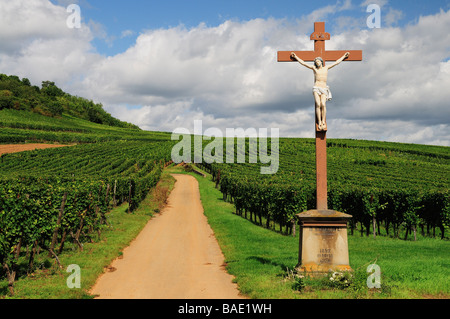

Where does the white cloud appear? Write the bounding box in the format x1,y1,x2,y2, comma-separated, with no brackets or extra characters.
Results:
0,0,101,86
384,7,404,26
0,0,449,146
306,0,353,23
360,0,388,8
120,29,135,38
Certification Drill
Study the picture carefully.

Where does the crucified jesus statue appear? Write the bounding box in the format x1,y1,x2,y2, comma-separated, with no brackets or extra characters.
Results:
290,51,349,131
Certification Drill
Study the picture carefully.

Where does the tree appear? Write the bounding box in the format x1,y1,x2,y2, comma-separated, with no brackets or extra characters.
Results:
48,101,63,117
0,90,13,109
87,107,103,124
41,81,64,97
21,78,31,86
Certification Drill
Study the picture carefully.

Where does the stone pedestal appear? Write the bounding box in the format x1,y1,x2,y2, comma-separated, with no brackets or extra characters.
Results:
296,209,352,275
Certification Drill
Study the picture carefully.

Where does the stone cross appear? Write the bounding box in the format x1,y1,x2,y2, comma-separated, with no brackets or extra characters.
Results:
278,22,363,274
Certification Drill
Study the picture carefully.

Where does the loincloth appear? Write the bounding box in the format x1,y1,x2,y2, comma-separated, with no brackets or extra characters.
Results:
313,86,332,101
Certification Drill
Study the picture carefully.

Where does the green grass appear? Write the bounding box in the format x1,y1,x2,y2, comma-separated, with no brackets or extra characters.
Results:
0,170,176,299
348,236,450,298
183,165,450,299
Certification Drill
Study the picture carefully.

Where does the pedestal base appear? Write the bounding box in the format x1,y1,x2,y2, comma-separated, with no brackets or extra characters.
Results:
297,263,352,274
296,209,352,275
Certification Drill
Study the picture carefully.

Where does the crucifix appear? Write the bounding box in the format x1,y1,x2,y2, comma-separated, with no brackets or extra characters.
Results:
278,21,362,211
278,22,363,274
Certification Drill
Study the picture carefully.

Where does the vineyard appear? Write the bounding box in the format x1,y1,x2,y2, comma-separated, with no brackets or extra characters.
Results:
198,137,450,240
0,139,175,294
0,109,171,144
0,104,449,296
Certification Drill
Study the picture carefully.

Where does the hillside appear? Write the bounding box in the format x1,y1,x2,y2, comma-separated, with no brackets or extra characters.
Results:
0,73,139,131
0,74,173,144
0,108,170,144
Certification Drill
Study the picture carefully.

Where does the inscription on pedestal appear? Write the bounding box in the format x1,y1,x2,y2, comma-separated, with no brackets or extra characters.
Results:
318,248,332,264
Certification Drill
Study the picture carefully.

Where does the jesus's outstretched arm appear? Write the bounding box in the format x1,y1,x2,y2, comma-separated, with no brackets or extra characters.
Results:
291,52,314,70
327,52,349,70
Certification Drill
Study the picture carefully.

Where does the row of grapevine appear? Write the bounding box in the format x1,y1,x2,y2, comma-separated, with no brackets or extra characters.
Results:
197,137,449,239
203,163,449,239
0,109,173,144
328,186,450,240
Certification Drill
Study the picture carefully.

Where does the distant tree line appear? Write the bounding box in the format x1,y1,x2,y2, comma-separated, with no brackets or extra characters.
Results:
0,74,139,130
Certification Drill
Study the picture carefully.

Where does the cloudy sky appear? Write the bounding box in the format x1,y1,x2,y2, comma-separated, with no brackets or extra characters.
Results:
1,0,449,146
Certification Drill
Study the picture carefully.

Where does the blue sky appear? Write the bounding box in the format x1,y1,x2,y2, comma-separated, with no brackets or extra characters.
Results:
2,0,450,145
54,0,450,56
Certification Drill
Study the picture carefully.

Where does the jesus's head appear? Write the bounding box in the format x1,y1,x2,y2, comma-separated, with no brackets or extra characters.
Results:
314,57,324,68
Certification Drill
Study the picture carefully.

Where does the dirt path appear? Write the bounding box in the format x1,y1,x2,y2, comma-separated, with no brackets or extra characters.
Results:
0,143,71,156
90,174,244,299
